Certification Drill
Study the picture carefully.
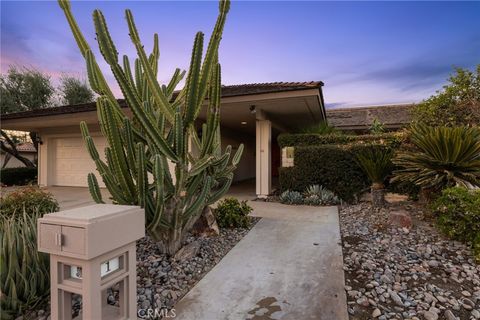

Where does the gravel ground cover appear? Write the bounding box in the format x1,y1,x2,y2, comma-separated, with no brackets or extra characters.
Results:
340,201,479,320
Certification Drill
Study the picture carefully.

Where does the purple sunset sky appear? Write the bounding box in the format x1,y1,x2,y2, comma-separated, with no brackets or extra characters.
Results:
1,1,479,108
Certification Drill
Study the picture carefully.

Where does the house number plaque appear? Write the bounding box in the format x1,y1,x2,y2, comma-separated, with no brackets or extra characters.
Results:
70,257,120,279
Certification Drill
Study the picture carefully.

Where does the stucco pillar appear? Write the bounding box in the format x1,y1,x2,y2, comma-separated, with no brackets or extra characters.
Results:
256,119,272,198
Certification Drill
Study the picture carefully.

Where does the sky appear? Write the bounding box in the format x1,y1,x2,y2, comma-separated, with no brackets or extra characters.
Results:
1,1,479,108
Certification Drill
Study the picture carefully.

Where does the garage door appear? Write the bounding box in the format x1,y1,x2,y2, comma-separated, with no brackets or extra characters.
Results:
52,136,107,187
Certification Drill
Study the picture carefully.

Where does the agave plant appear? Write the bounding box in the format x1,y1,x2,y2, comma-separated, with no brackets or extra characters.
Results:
279,190,304,205
355,147,393,207
58,0,243,254
304,184,340,205
392,125,480,194
0,210,50,319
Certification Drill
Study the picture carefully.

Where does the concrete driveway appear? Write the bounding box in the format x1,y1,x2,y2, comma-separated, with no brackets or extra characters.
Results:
174,202,348,320
3,179,257,211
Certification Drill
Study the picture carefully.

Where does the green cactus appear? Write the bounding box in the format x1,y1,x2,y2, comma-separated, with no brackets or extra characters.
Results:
58,0,242,255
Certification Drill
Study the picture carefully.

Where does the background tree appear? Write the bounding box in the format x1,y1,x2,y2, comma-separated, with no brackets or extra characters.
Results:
59,75,95,105
0,66,55,167
0,66,54,114
412,65,480,127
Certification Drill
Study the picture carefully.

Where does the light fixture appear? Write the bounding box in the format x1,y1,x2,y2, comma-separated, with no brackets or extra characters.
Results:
249,105,256,114
241,121,247,125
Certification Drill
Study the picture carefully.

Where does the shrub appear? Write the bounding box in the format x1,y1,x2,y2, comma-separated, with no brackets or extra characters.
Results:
393,125,480,193
430,187,480,260
213,198,252,229
277,132,404,148
369,118,385,135
0,167,37,186
279,145,371,202
296,122,340,135
412,65,480,127
0,187,59,218
0,209,50,318
279,190,304,205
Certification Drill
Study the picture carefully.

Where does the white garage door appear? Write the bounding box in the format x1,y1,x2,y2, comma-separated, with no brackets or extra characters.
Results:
52,136,107,187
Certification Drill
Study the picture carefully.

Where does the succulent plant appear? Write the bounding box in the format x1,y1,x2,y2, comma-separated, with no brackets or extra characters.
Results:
0,209,50,318
304,184,340,205
279,190,304,205
58,0,242,255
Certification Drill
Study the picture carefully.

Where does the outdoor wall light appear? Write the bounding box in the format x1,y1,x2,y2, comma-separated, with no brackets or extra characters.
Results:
241,121,247,125
35,135,43,145
249,105,256,114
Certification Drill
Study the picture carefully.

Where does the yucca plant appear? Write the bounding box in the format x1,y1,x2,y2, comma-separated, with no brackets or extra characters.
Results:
58,0,243,254
355,147,393,207
0,209,50,319
392,125,480,199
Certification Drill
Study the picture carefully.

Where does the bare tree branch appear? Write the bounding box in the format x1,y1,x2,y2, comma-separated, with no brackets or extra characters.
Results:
0,129,36,167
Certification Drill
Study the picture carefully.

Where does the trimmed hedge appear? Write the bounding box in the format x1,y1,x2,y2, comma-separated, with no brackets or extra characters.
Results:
0,167,37,186
279,145,395,202
277,132,405,148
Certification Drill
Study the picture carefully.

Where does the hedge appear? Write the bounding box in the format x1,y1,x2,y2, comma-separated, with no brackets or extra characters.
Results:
277,132,405,148
279,145,396,202
0,167,37,186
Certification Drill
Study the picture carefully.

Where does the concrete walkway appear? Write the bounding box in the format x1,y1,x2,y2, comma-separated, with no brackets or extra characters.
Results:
174,202,348,320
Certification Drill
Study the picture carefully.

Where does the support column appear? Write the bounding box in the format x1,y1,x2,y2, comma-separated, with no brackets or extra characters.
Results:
256,119,272,198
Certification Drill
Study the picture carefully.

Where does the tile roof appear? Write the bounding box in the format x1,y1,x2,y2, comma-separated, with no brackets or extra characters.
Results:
326,104,413,130
1,142,37,153
1,82,324,120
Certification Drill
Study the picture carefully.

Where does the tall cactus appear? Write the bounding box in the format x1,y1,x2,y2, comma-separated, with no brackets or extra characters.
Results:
58,0,242,255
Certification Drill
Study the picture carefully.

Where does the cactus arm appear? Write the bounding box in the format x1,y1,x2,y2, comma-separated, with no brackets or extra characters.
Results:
183,32,204,126
232,143,244,166
136,143,147,208
123,118,138,177
92,10,179,162
147,155,166,231
200,64,221,157
126,10,175,123
192,0,230,119
123,55,135,88
166,68,185,99
173,108,184,160
182,176,212,228
134,58,144,98
87,173,104,203
58,1,117,103
186,171,206,197
98,98,136,201
207,173,233,205
81,123,130,204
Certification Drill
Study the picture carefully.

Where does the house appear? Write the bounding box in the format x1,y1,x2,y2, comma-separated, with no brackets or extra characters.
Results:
1,142,37,168
1,82,327,198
